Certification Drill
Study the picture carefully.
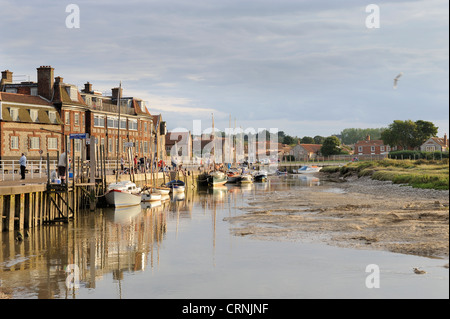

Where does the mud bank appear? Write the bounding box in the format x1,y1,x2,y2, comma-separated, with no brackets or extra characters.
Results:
225,175,449,258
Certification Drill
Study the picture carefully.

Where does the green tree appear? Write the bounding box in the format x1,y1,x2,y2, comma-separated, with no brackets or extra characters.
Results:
381,120,438,149
320,136,341,156
313,135,325,144
300,136,314,144
340,128,385,144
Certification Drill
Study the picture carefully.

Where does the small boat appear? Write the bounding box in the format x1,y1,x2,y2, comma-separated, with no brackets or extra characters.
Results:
240,173,253,184
105,181,142,207
226,170,241,183
276,170,288,176
208,171,227,187
197,172,210,186
296,165,322,174
141,190,162,202
253,170,268,182
153,187,170,195
166,180,186,193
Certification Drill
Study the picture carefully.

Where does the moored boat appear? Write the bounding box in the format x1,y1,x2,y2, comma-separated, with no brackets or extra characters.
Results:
105,181,142,207
166,180,186,193
141,190,162,202
226,170,241,183
253,170,268,182
295,165,322,174
207,171,227,187
240,173,253,184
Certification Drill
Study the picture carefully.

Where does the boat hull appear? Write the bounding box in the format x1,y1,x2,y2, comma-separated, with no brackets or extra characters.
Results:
105,189,142,207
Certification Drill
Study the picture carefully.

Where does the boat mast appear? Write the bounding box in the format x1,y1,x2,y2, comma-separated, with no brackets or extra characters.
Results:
115,81,122,183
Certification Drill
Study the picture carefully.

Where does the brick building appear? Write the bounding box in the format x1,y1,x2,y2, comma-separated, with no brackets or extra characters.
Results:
354,135,390,155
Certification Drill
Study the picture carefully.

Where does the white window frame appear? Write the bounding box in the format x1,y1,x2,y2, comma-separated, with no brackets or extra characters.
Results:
129,119,138,130
10,136,19,150
48,137,58,150
30,136,40,150
65,111,70,125
74,113,79,125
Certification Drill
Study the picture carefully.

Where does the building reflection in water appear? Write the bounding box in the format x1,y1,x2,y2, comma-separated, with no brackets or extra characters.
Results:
0,175,321,299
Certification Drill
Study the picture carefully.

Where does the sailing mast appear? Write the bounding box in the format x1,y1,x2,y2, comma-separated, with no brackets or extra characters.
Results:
115,82,122,183
211,112,215,169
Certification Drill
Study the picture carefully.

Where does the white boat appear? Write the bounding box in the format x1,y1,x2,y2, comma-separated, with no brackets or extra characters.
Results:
166,180,186,193
207,171,228,187
240,173,253,184
154,187,170,195
105,181,142,207
295,165,322,174
226,171,241,183
141,190,162,202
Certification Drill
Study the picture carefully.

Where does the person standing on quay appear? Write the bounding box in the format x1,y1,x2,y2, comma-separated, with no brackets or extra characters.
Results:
19,153,27,180
58,151,67,184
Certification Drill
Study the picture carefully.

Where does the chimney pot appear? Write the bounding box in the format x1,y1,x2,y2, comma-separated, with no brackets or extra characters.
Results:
112,87,123,100
84,82,93,93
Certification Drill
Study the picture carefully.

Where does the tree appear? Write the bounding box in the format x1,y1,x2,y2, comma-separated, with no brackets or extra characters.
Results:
321,136,341,156
340,128,385,144
283,135,296,145
381,120,438,150
300,136,314,144
313,135,325,144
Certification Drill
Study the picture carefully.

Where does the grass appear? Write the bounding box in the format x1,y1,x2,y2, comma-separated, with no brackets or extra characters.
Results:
321,159,449,190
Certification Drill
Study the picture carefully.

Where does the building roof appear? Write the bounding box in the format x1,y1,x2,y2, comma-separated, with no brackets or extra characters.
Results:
165,131,191,146
298,144,322,153
0,92,53,106
354,139,385,146
427,136,448,148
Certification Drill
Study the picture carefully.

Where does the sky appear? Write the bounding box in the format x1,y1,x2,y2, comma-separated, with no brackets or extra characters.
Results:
0,0,448,138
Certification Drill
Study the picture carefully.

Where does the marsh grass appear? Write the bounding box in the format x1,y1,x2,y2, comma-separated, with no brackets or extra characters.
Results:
322,159,449,190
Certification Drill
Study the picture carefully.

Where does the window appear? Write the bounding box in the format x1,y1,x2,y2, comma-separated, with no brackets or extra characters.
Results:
129,119,138,130
109,138,113,153
30,109,38,122
10,136,19,150
30,136,40,150
6,88,17,93
48,111,57,124
10,108,19,121
48,137,58,150
371,146,375,152
74,139,81,153
74,113,79,125
94,115,105,127
67,86,79,102
358,146,363,152
30,87,38,96
65,111,70,125
380,146,385,152
120,119,127,129
426,146,436,152
107,117,118,129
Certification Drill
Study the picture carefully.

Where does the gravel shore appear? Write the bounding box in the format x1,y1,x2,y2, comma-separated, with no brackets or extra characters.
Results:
225,174,449,259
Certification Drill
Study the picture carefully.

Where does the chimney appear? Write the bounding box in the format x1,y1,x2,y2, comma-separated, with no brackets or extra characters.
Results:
55,76,64,84
84,82,93,93
37,66,54,100
366,134,371,141
444,133,448,146
112,87,123,100
1,70,13,83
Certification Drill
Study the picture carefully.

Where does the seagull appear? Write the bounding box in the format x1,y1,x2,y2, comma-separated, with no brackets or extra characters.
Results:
393,72,403,89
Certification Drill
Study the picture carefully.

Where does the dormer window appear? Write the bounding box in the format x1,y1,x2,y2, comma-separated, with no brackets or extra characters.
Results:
9,107,19,121
30,109,38,122
48,111,57,124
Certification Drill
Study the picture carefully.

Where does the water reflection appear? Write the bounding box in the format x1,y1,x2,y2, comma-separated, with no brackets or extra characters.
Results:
0,175,322,299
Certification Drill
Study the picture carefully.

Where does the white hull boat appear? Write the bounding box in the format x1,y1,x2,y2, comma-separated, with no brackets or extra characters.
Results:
105,181,142,207
240,174,253,184
295,165,322,174
141,190,162,202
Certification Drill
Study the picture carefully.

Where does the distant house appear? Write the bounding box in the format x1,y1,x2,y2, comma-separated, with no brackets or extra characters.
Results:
420,134,448,152
290,142,322,160
354,135,390,155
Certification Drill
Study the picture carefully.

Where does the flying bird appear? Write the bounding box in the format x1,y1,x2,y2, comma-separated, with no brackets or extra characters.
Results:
393,72,403,89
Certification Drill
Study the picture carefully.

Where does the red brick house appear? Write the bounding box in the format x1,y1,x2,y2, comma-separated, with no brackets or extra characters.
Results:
354,135,390,155
0,92,63,160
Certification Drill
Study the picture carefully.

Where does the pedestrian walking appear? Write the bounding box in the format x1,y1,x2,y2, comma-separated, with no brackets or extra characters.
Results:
19,153,27,180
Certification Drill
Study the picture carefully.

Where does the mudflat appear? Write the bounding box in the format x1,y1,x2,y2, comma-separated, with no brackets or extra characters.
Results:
225,175,449,258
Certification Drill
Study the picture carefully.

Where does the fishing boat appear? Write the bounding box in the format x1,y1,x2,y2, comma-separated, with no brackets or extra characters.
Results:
166,180,186,193
207,171,228,187
105,181,142,207
141,190,162,202
253,170,268,182
197,172,210,186
295,165,322,174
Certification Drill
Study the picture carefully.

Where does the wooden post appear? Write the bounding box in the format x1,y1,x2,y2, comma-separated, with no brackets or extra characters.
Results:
0,195,3,232
7,195,15,231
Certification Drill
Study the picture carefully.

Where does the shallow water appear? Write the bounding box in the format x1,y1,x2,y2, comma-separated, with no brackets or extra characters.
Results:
0,175,448,299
